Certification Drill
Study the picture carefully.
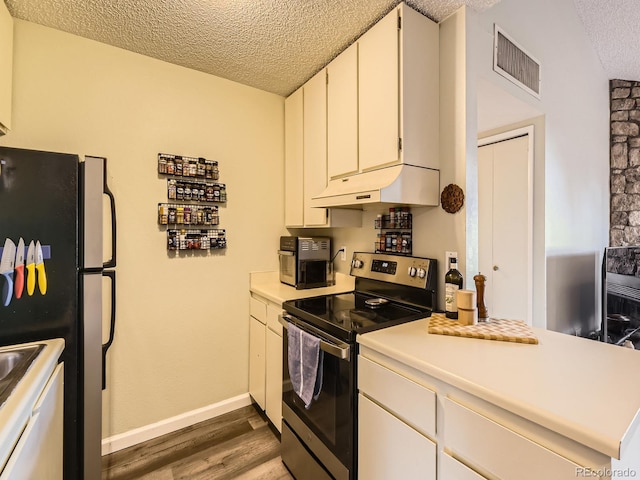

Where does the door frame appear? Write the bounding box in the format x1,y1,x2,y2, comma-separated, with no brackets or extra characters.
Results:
477,125,534,325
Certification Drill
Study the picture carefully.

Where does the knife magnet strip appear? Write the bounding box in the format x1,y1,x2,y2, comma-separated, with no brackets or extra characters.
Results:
0,245,52,260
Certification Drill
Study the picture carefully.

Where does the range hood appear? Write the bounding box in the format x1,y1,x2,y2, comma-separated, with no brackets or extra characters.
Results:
311,164,440,208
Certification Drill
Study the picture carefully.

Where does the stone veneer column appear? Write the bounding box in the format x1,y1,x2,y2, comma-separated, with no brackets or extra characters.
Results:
610,79,640,246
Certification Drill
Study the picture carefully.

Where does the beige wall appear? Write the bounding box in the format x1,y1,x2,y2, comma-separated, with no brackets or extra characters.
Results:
467,0,609,332
0,20,286,438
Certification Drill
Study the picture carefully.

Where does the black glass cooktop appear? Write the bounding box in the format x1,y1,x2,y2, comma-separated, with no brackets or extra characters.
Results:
284,292,430,342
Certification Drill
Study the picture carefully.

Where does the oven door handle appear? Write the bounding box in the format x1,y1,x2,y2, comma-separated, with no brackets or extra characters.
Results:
279,314,351,361
278,250,295,256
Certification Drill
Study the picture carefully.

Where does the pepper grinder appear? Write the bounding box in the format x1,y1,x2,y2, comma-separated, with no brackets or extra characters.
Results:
473,273,489,321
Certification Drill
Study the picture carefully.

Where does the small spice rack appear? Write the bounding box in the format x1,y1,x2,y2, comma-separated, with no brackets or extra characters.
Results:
158,153,219,180
167,229,227,251
167,179,227,203
158,204,219,226
157,152,227,253
375,208,412,255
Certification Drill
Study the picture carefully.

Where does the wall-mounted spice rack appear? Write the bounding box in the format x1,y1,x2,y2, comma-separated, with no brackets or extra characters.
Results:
167,229,227,251
167,179,227,203
158,153,219,180
375,208,412,255
158,203,219,226
157,152,227,252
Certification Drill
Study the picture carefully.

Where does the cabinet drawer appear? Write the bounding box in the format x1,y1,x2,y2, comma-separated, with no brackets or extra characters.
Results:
358,355,436,438
359,394,436,480
444,398,584,480
266,304,283,336
1,363,64,480
440,452,487,480
250,296,267,324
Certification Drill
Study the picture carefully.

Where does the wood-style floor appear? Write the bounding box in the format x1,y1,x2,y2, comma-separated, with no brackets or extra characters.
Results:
102,405,293,480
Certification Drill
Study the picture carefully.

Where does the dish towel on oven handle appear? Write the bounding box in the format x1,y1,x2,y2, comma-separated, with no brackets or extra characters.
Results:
287,323,324,409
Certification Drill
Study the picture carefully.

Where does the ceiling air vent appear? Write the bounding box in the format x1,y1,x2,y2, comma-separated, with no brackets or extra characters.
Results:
493,25,541,99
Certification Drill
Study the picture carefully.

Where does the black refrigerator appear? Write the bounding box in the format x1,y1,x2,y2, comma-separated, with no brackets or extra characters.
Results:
0,146,117,480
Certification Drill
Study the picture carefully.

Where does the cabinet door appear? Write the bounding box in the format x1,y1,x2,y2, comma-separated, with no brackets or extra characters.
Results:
0,0,12,133
440,452,487,480
285,88,304,227
358,6,399,171
303,69,329,226
265,328,283,432
265,305,283,431
444,398,585,480
358,355,436,438
358,394,436,480
0,363,64,480
249,316,266,410
327,43,358,179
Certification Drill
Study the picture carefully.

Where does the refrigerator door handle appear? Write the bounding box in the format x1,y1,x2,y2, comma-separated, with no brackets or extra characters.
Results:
102,270,116,390
103,160,117,269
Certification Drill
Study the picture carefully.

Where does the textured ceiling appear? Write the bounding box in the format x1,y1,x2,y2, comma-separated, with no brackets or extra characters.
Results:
573,0,640,82
5,0,499,97
7,0,630,96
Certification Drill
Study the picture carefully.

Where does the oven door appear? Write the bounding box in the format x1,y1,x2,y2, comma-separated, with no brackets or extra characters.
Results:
297,259,328,289
279,250,296,287
281,315,355,480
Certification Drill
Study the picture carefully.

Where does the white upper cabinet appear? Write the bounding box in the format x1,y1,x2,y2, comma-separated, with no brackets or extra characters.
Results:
284,1,438,225
284,88,304,227
302,69,330,227
0,0,13,135
327,43,359,180
358,8,399,172
359,3,439,172
320,2,439,181
285,72,361,228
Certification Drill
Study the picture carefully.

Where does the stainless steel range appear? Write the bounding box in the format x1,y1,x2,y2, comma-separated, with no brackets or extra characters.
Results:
280,252,437,480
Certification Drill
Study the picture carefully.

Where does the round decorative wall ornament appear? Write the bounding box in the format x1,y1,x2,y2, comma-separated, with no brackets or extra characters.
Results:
441,184,464,213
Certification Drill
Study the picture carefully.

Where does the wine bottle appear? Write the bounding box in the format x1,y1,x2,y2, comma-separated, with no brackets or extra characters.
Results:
445,257,464,319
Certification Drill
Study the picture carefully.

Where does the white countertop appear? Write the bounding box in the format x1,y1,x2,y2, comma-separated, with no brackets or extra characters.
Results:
357,319,640,460
0,338,64,471
250,270,355,305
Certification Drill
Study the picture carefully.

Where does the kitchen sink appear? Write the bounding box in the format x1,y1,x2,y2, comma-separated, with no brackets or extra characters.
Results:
0,344,44,408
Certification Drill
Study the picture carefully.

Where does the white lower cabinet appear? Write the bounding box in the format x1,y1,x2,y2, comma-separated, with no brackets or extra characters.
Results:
358,394,436,479
358,351,609,480
440,453,487,480
358,354,437,479
265,304,283,432
443,398,584,480
249,293,283,431
1,363,64,480
248,315,266,410
358,355,436,437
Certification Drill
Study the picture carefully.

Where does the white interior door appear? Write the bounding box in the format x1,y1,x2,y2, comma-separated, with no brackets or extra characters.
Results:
478,133,532,323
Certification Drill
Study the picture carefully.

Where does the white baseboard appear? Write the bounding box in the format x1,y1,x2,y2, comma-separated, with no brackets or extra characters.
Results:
101,393,253,456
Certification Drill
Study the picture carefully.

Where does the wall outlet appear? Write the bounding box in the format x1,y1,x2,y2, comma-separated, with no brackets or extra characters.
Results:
445,251,457,260
341,246,347,261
